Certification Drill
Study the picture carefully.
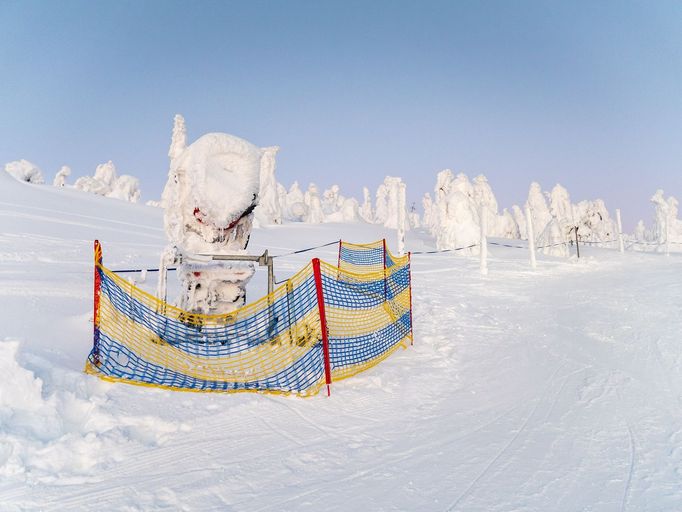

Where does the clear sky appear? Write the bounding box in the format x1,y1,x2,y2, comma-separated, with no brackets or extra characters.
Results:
1,0,681,228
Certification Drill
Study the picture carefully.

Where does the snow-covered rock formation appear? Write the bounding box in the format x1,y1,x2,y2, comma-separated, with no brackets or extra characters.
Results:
4,160,44,184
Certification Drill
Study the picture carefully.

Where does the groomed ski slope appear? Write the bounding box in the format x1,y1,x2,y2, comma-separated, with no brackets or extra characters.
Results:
1,172,682,511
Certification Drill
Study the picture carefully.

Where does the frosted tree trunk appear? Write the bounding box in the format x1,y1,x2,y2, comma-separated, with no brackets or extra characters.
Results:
397,182,406,255
525,205,537,269
616,209,625,253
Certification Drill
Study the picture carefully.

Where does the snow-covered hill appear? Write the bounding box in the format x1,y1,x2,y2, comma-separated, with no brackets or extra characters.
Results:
2,173,682,511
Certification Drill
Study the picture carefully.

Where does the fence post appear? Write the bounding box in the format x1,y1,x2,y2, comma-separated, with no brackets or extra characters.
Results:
312,258,332,397
382,238,388,299
665,214,671,257
407,252,414,346
93,240,102,366
397,182,406,256
525,205,537,268
573,226,580,258
616,209,625,253
480,204,488,275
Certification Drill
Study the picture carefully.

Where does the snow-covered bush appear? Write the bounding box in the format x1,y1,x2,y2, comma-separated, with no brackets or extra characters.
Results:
4,159,44,184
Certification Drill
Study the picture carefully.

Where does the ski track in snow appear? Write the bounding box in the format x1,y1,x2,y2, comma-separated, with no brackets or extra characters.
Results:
2,178,682,511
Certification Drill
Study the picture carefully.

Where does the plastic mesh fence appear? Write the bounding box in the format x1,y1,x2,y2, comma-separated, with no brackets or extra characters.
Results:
318,256,413,381
86,239,412,395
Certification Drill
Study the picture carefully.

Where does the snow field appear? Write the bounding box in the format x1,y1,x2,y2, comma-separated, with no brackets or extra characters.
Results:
1,173,682,510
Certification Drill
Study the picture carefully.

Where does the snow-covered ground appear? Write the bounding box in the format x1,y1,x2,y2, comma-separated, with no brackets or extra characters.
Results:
2,171,682,511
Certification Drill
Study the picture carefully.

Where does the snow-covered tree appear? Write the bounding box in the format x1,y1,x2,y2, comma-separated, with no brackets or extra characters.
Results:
74,160,142,203
526,182,552,244
650,189,682,249
109,175,141,203
511,204,527,239
53,166,71,187
254,146,282,225
4,160,44,184
304,183,324,224
359,187,373,223
168,114,187,163
286,182,306,221
422,193,434,232
374,183,389,225
409,202,421,229
498,209,520,239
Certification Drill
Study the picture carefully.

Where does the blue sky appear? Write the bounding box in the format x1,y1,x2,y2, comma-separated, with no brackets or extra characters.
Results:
1,0,681,228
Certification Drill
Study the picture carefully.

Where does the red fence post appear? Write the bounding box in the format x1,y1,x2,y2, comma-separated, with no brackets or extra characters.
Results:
312,258,332,396
408,252,414,346
93,240,102,366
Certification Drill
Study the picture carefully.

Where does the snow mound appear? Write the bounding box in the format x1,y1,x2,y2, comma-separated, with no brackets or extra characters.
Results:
0,340,184,483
